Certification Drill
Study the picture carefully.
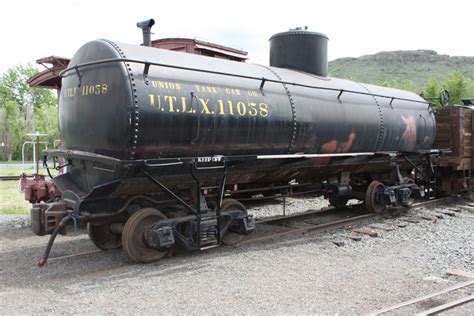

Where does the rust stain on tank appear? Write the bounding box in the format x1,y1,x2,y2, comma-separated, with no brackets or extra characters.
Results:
315,131,356,165
322,140,337,153
339,132,356,153
401,115,416,150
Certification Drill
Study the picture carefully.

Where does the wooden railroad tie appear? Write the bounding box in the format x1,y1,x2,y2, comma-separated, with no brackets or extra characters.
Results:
368,224,394,231
454,204,474,213
344,233,362,241
434,210,457,217
403,217,420,224
420,215,437,222
352,227,378,237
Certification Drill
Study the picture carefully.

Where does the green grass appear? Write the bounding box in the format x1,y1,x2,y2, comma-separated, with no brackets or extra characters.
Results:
0,181,30,215
0,205,30,215
0,168,31,176
0,162,59,215
0,166,59,177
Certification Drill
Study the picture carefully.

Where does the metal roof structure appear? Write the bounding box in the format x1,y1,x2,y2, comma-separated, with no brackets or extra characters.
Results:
28,39,248,90
27,56,70,89
151,38,248,61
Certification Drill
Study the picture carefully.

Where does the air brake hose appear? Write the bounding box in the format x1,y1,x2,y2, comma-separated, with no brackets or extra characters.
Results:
37,215,73,267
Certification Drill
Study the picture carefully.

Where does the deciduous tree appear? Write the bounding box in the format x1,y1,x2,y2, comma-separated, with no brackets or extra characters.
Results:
0,64,58,161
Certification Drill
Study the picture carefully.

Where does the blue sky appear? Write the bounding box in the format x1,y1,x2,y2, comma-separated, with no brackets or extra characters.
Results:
0,0,472,74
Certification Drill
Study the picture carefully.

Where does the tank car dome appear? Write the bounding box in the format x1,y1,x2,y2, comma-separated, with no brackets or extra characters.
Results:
269,27,329,77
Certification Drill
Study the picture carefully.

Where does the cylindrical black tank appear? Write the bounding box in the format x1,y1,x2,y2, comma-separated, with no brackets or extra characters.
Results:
269,28,329,77
59,39,435,162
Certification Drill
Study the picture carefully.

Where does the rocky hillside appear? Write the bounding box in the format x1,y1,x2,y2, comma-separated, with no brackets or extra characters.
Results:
328,50,474,89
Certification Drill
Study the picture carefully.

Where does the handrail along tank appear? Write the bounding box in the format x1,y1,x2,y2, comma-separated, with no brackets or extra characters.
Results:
60,38,435,162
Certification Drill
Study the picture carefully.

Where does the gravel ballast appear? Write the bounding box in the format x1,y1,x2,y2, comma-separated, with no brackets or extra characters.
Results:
0,197,473,314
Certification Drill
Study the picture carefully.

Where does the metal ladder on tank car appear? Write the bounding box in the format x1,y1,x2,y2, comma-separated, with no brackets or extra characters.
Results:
189,159,228,250
426,153,437,200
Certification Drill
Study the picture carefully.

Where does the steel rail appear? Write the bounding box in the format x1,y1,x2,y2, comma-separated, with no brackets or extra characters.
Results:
229,196,455,247
44,197,455,263
410,196,456,210
415,294,474,316
257,204,366,225
0,175,21,181
254,196,452,227
231,213,376,247
367,279,474,315
257,206,337,225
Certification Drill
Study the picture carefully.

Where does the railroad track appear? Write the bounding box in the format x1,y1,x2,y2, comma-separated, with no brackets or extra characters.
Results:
0,175,21,181
45,196,456,263
226,212,376,247
368,279,474,315
410,196,457,210
223,196,456,247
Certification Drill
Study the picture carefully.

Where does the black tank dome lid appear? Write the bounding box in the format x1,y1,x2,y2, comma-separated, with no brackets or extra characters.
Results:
269,28,329,40
269,27,329,77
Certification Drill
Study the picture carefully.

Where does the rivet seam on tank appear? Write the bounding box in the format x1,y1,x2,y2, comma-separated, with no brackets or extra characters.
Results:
358,83,384,151
260,66,297,153
102,39,139,160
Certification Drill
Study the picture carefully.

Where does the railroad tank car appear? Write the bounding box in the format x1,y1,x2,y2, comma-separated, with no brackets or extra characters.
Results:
60,38,434,160
27,29,439,265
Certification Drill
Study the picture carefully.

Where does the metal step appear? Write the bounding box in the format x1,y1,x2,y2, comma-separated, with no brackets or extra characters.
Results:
199,243,220,251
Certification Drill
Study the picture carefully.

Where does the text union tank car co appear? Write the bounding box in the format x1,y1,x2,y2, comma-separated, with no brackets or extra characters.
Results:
24,27,440,265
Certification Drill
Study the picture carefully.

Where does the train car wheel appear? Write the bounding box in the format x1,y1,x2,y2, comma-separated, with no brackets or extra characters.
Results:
122,208,169,263
219,199,248,245
329,196,349,209
220,198,246,213
366,181,386,213
218,198,247,229
87,223,122,250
